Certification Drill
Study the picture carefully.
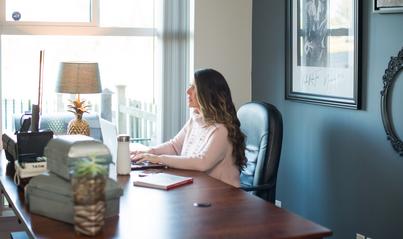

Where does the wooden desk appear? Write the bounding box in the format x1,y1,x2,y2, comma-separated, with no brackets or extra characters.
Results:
0,153,332,239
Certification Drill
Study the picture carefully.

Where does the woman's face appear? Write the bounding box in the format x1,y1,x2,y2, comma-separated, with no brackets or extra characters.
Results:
186,81,200,110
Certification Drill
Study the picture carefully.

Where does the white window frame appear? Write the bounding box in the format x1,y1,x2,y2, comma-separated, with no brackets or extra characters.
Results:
1,0,97,27
0,0,155,35
0,0,192,143
0,0,158,139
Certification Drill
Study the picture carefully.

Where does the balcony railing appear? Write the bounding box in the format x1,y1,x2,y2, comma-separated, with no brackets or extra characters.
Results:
2,86,157,145
116,85,157,145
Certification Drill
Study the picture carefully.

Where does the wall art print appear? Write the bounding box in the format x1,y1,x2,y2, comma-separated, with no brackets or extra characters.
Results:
286,0,361,109
374,0,403,13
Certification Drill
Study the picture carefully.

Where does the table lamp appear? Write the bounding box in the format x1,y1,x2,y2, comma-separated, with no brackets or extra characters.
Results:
56,62,102,136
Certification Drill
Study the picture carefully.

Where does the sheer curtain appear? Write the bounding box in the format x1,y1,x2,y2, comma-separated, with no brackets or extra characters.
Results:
156,0,192,142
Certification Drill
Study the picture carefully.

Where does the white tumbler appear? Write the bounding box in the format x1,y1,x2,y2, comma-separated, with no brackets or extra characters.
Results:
117,134,131,175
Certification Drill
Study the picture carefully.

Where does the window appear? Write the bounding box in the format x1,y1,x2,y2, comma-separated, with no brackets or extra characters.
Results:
6,0,92,23
0,0,159,144
100,0,154,28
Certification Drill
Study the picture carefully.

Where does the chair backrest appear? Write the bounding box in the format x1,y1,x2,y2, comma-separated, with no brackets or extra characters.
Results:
237,101,283,202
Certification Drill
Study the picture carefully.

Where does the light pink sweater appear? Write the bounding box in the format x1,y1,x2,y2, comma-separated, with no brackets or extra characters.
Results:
149,113,240,187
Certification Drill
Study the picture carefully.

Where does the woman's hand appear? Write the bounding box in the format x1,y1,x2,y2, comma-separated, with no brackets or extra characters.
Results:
132,153,161,164
130,150,146,161
130,147,153,161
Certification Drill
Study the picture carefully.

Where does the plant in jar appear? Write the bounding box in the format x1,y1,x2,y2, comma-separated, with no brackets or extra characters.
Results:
72,154,107,236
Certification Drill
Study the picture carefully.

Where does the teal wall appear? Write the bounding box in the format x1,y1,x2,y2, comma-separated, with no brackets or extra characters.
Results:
252,0,403,238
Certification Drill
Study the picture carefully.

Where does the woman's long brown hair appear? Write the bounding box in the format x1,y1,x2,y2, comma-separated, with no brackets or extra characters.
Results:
194,69,246,170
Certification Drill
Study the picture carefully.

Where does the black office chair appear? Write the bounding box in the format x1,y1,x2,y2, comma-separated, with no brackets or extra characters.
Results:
238,101,283,203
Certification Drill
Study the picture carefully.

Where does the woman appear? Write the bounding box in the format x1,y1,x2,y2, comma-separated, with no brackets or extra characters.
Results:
131,68,246,187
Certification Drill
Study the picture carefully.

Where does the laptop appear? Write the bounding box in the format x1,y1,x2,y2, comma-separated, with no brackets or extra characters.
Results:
99,119,166,171
131,161,167,170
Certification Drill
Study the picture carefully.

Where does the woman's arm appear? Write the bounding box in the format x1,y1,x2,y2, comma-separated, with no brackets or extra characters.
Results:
135,125,230,172
148,119,190,155
130,120,190,160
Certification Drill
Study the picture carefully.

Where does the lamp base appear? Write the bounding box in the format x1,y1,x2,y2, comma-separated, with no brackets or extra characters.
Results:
68,117,90,136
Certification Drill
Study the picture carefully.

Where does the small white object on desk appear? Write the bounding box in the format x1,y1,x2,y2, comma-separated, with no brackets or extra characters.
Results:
117,134,131,175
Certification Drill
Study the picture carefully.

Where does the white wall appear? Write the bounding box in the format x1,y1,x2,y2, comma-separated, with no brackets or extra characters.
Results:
193,0,252,109
0,35,2,147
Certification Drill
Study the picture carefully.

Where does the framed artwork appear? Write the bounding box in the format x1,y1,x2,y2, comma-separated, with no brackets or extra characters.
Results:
374,0,403,13
286,0,361,109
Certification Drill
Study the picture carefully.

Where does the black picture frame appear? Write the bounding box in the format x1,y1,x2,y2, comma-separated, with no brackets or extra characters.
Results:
380,47,403,155
374,0,403,13
286,0,361,109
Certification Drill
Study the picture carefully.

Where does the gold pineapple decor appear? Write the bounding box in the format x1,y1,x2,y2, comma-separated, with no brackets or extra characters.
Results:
67,96,90,136
57,61,102,136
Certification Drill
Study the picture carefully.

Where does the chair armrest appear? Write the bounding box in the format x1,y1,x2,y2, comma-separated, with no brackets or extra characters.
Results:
240,182,276,192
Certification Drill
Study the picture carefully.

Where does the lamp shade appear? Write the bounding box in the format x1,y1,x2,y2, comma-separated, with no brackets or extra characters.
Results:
56,62,102,94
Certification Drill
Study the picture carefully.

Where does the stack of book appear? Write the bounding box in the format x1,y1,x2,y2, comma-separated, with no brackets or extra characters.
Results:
25,135,123,224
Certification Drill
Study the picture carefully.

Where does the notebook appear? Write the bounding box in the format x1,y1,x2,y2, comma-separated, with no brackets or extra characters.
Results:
133,173,193,190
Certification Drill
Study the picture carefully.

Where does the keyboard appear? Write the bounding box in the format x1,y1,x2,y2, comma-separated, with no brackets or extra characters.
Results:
131,161,167,170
